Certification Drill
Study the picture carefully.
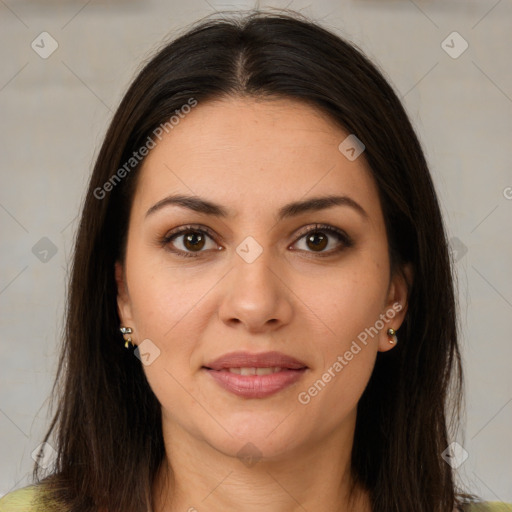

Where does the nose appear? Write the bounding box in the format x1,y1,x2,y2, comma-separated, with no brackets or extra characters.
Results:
217,245,294,334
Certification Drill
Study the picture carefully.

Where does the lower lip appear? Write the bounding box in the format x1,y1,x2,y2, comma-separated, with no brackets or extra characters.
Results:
203,368,307,398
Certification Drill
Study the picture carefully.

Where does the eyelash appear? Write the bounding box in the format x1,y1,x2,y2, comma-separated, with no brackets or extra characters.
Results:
160,223,354,259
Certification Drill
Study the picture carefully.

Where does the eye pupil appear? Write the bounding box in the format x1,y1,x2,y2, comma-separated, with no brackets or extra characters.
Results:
184,232,205,251
306,232,328,251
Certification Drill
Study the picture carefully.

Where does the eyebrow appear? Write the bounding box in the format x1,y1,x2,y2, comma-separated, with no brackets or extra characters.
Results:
145,193,368,221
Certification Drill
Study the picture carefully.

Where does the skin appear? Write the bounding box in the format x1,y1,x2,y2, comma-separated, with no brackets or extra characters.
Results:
115,96,412,512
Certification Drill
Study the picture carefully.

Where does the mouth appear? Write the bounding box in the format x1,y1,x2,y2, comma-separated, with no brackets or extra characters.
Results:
202,351,308,398
209,367,294,375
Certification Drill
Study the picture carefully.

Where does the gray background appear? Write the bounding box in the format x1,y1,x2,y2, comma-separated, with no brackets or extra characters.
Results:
1,0,511,503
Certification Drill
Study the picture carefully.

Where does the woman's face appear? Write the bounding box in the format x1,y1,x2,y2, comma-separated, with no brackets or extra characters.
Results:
116,96,410,461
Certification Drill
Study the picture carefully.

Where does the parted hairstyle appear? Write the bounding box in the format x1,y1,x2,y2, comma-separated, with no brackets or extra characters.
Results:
32,8,477,512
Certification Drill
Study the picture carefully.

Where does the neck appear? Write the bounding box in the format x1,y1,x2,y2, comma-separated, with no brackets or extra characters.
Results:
152,412,371,512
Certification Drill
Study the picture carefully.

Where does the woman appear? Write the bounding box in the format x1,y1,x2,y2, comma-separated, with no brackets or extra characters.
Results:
1,9,510,512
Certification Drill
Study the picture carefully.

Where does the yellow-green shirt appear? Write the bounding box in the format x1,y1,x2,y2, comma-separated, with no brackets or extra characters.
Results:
1,485,512,511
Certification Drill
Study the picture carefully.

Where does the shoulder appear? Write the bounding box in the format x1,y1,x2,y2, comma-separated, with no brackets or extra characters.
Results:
0,485,39,511
464,502,512,512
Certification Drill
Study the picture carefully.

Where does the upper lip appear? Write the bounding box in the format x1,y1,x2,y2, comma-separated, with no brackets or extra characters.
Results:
203,351,308,370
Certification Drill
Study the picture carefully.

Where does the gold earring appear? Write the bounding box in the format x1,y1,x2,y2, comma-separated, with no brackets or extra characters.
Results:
120,326,134,348
387,328,397,345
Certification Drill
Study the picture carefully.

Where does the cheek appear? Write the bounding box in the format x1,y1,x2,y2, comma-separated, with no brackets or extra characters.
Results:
295,253,388,346
292,282,379,435
297,347,376,430
292,252,386,406
124,246,222,394
125,261,208,414
125,239,210,339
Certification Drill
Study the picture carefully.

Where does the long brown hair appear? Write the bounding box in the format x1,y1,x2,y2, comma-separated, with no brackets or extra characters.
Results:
33,9,476,511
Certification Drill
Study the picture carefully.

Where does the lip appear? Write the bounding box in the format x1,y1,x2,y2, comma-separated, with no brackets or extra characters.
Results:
202,351,308,399
204,350,307,370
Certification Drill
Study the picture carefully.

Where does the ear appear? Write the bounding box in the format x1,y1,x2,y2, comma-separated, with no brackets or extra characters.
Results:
115,260,136,332
377,262,413,353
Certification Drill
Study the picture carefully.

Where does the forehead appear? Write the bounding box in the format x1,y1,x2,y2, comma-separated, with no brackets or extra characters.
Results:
133,96,380,221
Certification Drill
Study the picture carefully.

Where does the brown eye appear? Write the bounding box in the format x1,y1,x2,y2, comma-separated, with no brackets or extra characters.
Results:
291,224,353,256
162,226,218,257
182,231,206,251
305,232,328,252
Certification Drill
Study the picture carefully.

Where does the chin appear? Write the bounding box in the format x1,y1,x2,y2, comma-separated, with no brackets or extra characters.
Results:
199,414,309,461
